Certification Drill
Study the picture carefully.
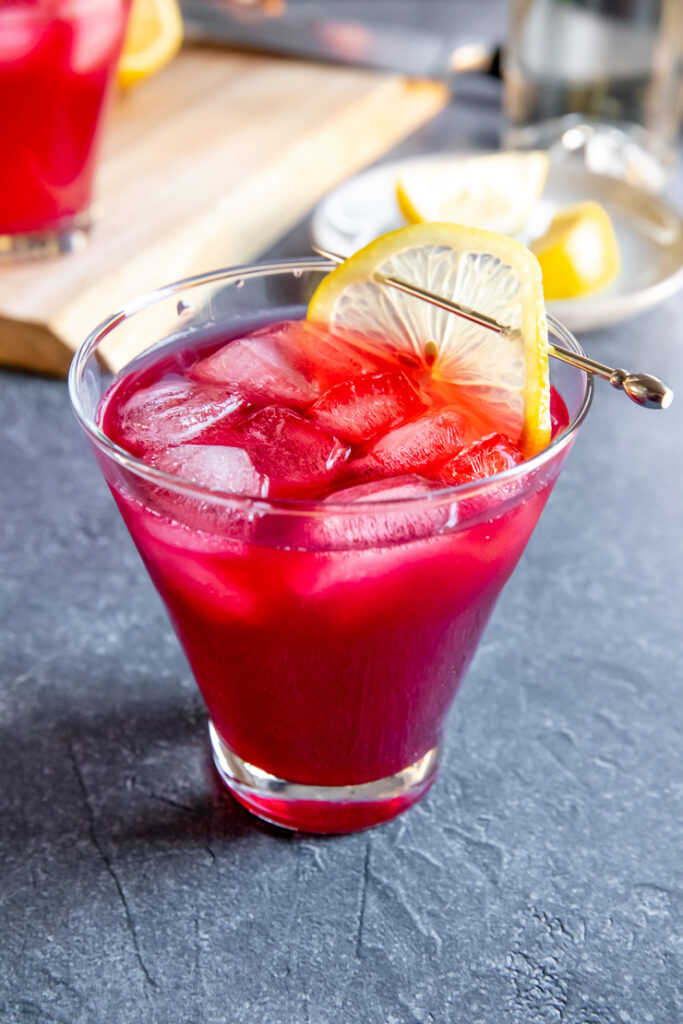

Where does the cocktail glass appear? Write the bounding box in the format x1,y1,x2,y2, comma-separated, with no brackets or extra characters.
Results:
69,260,592,834
0,0,130,260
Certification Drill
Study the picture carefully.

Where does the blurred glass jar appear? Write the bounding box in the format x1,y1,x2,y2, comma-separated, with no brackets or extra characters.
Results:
503,0,683,187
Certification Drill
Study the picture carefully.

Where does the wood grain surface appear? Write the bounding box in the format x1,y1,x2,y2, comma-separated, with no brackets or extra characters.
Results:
0,45,445,376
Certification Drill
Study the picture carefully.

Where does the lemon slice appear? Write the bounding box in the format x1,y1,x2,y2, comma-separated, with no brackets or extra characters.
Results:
308,223,550,457
117,0,183,88
396,151,549,235
531,201,620,300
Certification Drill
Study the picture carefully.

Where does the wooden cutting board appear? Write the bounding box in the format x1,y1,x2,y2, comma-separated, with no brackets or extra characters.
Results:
0,46,446,376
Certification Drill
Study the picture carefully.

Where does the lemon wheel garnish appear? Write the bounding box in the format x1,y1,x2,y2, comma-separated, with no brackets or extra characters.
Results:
396,151,549,235
308,223,550,457
531,201,620,300
117,0,183,88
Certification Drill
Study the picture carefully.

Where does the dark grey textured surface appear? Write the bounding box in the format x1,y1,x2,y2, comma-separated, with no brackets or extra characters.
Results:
2,31,683,1024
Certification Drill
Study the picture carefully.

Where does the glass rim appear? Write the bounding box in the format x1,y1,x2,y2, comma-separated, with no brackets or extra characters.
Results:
68,257,594,515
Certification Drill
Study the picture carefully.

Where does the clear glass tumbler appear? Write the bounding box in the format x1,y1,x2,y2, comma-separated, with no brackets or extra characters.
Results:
503,0,683,186
0,0,130,260
69,260,592,834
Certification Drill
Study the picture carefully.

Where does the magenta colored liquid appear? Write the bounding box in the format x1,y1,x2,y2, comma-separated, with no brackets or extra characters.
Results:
99,320,569,830
0,0,128,235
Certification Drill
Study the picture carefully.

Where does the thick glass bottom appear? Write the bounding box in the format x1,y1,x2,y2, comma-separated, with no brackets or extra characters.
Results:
209,722,441,834
0,215,91,262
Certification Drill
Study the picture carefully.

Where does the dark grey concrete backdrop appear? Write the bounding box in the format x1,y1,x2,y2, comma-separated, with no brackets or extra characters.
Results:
2,6,682,1023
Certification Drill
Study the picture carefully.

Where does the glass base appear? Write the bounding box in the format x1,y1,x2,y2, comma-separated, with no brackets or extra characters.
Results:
0,215,91,262
209,722,441,834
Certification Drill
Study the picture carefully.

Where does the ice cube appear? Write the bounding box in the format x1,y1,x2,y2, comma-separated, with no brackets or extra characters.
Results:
145,445,267,535
309,371,426,444
230,405,350,498
349,407,468,481
434,433,523,486
327,476,443,502
69,0,126,74
190,320,399,411
190,322,322,410
312,475,452,549
298,320,395,388
0,16,45,62
115,379,245,456
153,445,268,495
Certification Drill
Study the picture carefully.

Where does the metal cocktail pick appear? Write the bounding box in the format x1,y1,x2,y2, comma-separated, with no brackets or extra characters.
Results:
313,246,673,410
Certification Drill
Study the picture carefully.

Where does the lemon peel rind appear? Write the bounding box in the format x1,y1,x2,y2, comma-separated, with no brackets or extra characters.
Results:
117,0,183,88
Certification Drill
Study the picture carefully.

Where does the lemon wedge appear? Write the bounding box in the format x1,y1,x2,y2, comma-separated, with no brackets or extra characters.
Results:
117,0,183,88
531,201,620,300
308,223,550,457
395,151,549,236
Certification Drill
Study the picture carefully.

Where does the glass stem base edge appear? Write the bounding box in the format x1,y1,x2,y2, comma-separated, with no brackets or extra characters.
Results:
0,214,91,262
209,722,441,834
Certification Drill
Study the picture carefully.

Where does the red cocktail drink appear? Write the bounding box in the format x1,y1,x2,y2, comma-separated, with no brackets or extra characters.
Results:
0,0,129,255
69,261,591,833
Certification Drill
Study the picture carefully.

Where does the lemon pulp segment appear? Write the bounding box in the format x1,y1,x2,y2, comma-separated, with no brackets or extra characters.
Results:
531,201,620,300
396,151,548,235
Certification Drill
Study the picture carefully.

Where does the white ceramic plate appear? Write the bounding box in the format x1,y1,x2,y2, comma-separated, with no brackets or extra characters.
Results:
311,155,683,333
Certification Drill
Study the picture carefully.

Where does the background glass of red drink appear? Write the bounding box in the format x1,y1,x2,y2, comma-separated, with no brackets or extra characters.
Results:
69,260,592,834
0,0,129,259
